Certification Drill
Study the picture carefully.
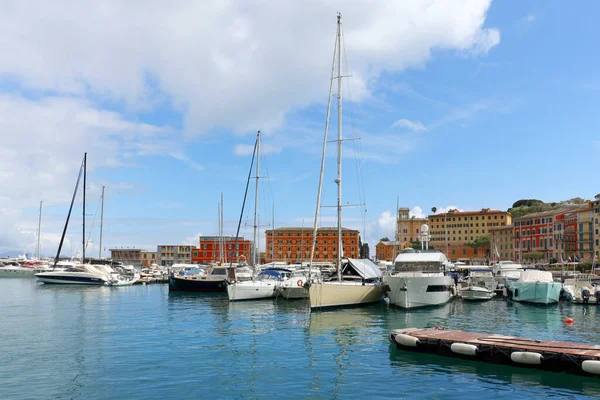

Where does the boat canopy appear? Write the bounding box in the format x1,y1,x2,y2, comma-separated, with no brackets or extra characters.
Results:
393,251,449,273
346,258,383,279
518,269,553,283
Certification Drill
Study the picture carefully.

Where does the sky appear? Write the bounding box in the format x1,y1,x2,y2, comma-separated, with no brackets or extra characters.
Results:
1,0,599,257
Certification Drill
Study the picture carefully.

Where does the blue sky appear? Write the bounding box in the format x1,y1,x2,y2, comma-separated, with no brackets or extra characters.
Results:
1,0,598,256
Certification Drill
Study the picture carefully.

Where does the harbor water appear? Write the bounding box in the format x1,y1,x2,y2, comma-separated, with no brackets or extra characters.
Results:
1,279,600,399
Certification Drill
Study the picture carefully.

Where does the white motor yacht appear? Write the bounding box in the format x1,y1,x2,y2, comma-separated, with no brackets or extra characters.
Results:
384,248,455,309
561,274,600,304
459,268,496,301
227,268,292,301
0,260,35,277
35,263,113,285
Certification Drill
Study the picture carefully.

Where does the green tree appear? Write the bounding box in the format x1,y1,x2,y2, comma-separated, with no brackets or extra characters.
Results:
466,235,490,249
523,251,544,260
360,243,370,259
431,207,437,215
379,236,390,242
595,193,600,200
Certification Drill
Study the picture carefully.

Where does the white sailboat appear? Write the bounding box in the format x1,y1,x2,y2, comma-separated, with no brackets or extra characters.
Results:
307,14,383,309
227,131,290,301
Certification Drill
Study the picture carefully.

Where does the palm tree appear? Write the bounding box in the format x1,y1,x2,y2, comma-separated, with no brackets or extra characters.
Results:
431,207,437,215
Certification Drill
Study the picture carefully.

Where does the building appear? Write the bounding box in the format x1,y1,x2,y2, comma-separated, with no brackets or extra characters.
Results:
564,209,579,261
427,208,512,252
265,227,360,264
446,245,489,264
191,236,252,265
553,213,566,263
514,210,560,263
109,248,144,265
375,240,411,261
490,225,513,261
577,203,594,262
396,207,427,243
141,251,158,266
157,245,192,266
593,200,600,260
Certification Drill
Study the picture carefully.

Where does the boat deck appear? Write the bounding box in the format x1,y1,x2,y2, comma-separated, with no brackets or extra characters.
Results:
390,327,600,376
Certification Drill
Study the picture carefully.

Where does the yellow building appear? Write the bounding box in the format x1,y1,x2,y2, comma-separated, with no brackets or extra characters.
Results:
489,225,514,261
396,207,427,243
577,203,595,262
427,208,512,252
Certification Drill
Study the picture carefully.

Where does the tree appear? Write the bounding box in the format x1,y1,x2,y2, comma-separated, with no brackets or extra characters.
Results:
595,193,600,201
523,251,544,260
379,236,390,242
511,199,543,208
431,207,437,215
466,235,490,249
360,243,370,259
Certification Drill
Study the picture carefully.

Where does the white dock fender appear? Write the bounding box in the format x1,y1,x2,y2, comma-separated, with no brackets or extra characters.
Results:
510,352,543,365
450,343,478,356
395,333,420,347
582,360,600,374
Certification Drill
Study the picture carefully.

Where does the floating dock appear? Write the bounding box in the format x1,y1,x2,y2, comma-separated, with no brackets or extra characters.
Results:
389,327,600,376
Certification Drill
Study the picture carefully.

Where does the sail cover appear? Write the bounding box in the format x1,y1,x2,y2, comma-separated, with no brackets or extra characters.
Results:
346,258,383,279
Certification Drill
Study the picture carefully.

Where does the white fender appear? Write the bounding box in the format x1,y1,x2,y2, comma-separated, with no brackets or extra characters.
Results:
582,360,600,374
511,352,543,365
395,333,420,347
450,343,478,356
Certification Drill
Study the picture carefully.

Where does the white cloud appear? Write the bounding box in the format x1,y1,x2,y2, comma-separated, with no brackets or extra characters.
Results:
392,118,428,132
433,205,463,214
183,233,203,246
0,0,499,137
523,13,536,24
410,206,425,218
377,211,396,239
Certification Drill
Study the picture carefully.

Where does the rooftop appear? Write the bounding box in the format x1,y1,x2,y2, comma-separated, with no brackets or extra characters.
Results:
428,208,507,217
267,227,358,232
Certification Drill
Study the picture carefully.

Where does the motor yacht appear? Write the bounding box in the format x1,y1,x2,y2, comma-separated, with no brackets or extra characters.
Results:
383,248,455,309
505,269,562,304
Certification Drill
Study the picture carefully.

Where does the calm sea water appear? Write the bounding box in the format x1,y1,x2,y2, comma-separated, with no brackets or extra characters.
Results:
1,279,600,399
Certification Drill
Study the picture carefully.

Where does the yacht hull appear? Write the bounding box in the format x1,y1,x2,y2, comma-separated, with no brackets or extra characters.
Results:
507,281,561,304
279,286,308,299
384,275,454,309
227,281,277,301
35,272,108,285
460,286,495,301
309,282,382,309
168,275,227,292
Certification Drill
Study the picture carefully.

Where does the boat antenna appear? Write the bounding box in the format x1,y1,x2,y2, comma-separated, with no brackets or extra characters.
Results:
308,14,338,282
53,154,85,268
229,133,258,273
82,152,87,263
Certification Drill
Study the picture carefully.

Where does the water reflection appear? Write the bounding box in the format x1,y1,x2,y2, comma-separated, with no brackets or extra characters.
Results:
388,344,600,397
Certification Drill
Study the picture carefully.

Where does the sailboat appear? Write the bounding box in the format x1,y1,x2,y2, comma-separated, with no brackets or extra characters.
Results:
227,131,292,301
307,14,383,309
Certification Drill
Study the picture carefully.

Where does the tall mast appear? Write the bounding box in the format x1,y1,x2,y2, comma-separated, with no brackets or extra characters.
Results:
308,14,338,281
271,205,275,263
82,152,87,262
336,14,343,282
36,201,42,259
253,131,261,270
99,186,105,258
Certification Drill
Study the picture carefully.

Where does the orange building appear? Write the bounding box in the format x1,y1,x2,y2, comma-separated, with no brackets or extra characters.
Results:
265,227,359,264
376,240,412,261
191,236,252,265
446,245,490,264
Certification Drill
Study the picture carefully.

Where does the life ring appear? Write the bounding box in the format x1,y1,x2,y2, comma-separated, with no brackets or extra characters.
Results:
297,280,303,287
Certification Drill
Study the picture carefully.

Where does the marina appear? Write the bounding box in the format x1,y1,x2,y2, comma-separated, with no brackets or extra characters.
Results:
2,278,600,399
